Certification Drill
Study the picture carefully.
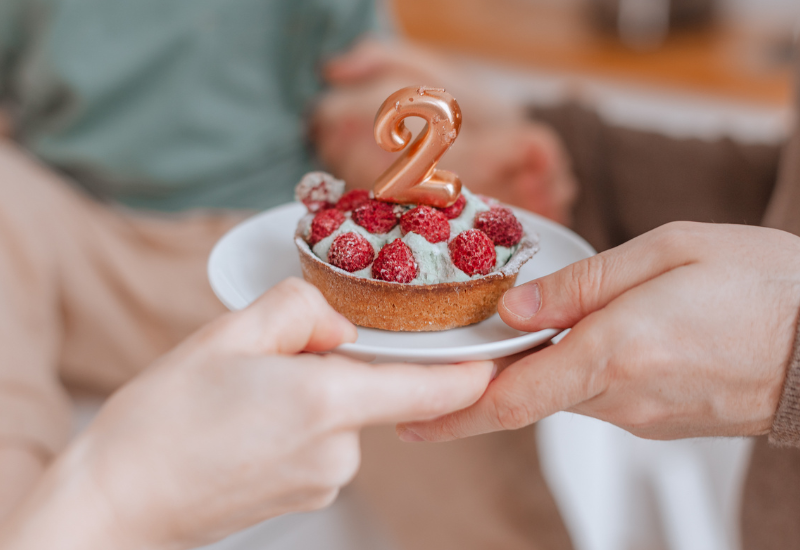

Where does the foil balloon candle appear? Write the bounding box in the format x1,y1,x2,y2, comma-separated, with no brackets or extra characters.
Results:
372,86,462,208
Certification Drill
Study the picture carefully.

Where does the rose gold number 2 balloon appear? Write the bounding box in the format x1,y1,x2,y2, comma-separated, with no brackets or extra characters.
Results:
372,86,462,208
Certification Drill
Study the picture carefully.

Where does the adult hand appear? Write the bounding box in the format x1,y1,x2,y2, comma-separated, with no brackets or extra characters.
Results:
398,222,800,442
1,278,492,550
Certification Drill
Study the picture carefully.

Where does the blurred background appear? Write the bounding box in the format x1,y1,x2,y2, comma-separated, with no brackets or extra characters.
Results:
52,0,797,548
393,0,796,106
391,0,797,252
192,1,799,549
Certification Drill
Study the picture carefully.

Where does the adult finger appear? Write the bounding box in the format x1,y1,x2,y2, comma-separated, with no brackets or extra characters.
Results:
325,360,495,428
499,221,703,333
205,278,357,356
396,321,606,441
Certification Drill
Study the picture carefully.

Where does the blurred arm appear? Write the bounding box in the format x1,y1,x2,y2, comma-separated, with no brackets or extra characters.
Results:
0,446,46,521
0,279,492,550
0,442,130,550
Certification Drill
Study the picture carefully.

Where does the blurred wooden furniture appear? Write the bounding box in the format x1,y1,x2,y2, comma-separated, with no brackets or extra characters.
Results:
392,0,794,106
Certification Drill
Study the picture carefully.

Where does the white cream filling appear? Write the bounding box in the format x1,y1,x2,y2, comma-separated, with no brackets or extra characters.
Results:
449,188,490,235
402,232,470,285
311,219,402,261
495,245,515,270
310,188,518,284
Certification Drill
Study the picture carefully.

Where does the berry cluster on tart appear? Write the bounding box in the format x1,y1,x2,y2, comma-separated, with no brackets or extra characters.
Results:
294,172,538,331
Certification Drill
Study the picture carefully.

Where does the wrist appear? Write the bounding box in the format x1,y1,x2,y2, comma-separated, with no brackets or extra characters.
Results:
0,438,153,550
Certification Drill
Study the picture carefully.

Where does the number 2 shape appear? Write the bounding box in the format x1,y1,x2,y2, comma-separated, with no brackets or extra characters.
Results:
372,86,462,208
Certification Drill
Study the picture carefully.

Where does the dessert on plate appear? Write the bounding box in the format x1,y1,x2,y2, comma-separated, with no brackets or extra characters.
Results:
293,86,538,331
294,173,538,331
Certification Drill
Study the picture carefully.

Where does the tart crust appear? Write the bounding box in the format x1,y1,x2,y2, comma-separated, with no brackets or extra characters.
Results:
295,227,539,332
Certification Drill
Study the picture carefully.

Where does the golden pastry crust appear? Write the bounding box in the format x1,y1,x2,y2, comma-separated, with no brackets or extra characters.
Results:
295,230,538,332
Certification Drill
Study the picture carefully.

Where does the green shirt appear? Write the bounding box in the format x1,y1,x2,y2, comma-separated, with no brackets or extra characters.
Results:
0,0,375,211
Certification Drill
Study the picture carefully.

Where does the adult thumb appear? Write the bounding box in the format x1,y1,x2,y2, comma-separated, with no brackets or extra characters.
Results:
499,223,698,332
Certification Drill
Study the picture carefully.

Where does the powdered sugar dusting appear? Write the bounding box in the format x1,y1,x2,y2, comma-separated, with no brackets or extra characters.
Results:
297,183,537,285
294,172,345,208
328,233,374,272
475,206,524,247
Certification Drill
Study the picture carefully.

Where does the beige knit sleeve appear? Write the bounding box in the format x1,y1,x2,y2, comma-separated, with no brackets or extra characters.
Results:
769,317,800,447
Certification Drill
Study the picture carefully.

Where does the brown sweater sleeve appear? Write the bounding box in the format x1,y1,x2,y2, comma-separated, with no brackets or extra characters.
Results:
770,316,800,447
764,38,800,448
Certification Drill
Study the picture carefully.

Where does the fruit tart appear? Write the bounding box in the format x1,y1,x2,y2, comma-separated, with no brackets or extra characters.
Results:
294,172,538,331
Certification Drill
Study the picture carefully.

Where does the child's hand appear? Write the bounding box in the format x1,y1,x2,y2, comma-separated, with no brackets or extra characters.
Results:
2,279,492,550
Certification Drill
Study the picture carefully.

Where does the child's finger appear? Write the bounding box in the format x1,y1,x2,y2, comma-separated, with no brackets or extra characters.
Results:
208,277,357,356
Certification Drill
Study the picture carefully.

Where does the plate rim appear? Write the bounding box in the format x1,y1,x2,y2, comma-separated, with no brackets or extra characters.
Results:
335,327,562,360
208,201,595,361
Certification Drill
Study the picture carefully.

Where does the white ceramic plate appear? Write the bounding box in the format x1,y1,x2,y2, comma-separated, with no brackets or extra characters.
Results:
208,202,595,363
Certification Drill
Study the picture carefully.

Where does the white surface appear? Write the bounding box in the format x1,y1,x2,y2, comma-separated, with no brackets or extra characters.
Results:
208,202,595,364
538,413,753,550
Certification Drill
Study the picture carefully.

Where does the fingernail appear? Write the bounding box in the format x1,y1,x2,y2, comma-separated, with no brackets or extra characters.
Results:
491,363,499,380
397,426,424,443
503,282,541,319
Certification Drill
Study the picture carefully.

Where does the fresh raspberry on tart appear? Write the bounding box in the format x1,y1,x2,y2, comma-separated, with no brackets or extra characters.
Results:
352,200,398,234
474,206,524,247
437,194,466,220
372,239,418,283
295,172,344,213
335,189,371,212
400,205,450,244
308,208,345,246
328,233,374,273
293,174,539,332
449,229,497,276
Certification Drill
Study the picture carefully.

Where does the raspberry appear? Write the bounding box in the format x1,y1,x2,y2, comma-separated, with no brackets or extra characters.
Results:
328,233,374,273
308,208,345,246
352,200,398,234
449,229,497,276
372,239,418,283
438,194,467,219
400,205,450,243
335,189,371,211
474,206,523,247
295,172,344,212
